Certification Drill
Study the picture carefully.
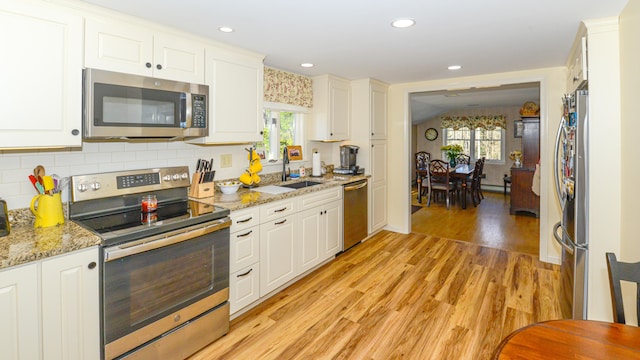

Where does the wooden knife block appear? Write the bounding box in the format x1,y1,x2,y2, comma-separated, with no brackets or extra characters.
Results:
190,174,215,198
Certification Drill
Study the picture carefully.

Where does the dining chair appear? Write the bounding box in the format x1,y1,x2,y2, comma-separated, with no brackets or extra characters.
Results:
465,159,483,206
428,159,457,209
605,252,640,325
415,151,430,201
477,157,486,200
455,154,471,165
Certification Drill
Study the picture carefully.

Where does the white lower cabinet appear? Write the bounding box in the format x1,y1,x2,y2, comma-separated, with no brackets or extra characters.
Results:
41,248,100,360
230,187,344,314
0,247,99,360
260,214,297,296
229,264,260,314
0,263,40,360
299,199,342,273
229,207,261,315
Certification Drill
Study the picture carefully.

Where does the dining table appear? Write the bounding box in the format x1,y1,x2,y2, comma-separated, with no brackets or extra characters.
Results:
416,163,475,209
492,319,640,359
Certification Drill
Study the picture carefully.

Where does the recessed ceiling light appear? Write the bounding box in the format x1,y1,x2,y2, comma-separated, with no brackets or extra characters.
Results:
300,63,314,68
391,18,415,28
218,26,234,33
448,65,462,70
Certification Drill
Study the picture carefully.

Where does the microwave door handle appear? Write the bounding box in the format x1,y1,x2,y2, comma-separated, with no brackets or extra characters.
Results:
182,93,191,128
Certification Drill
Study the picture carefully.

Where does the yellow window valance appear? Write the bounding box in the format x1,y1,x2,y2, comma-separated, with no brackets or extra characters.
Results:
440,115,507,130
264,67,313,108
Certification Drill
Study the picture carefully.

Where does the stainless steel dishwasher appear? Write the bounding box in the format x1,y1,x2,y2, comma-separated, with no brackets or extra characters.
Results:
343,179,368,251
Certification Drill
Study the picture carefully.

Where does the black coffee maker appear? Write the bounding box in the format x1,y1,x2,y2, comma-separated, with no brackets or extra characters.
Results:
334,145,364,175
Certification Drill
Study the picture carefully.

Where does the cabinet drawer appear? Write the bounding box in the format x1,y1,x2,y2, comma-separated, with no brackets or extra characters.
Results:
298,186,342,210
260,198,296,224
230,226,260,273
230,207,260,233
229,264,260,314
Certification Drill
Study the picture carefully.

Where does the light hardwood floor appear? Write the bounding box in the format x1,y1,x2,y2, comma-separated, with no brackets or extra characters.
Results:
189,231,561,360
412,189,540,256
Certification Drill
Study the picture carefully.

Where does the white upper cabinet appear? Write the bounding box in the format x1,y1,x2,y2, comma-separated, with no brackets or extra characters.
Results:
310,75,351,141
0,1,83,149
567,34,588,92
190,46,264,144
370,81,388,139
85,18,205,84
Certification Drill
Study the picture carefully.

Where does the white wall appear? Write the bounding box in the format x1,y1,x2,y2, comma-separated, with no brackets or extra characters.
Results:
0,141,320,210
615,2,640,325
388,67,566,264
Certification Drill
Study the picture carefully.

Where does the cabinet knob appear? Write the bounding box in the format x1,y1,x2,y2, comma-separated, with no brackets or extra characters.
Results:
145,62,152,68
156,64,163,70
71,129,80,136
330,133,333,136
371,132,374,136
88,261,96,269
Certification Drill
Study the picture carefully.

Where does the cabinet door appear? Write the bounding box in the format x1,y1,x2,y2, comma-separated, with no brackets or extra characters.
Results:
193,47,264,143
230,264,260,315
370,82,388,140
153,33,205,83
84,18,154,77
370,183,387,234
260,215,297,296
298,208,322,273
371,140,388,186
329,77,351,140
0,264,40,360
323,200,342,257
41,248,100,360
0,2,82,148
230,226,260,273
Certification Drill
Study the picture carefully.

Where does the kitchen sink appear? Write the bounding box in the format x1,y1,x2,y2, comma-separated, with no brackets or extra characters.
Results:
279,180,322,189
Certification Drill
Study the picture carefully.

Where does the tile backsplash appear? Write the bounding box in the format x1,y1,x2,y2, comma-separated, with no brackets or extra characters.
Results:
0,141,308,210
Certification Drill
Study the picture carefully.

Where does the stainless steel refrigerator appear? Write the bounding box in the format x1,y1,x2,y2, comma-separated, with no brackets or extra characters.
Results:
553,89,588,319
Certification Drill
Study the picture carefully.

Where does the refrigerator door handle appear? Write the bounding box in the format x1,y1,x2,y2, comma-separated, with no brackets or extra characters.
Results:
553,221,574,255
554,117,567,210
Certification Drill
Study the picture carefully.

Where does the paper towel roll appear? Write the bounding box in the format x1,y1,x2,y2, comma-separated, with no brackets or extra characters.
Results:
312,152,321,177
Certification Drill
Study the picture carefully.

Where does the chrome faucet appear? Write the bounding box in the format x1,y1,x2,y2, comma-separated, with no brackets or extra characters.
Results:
282,146,290,181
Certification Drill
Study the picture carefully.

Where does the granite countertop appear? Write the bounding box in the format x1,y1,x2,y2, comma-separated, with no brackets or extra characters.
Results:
0,208,101,270
192,174,368,212
0,173,366,271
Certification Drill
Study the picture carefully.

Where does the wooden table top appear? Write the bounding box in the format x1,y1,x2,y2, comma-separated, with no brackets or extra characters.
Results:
493,319,640,359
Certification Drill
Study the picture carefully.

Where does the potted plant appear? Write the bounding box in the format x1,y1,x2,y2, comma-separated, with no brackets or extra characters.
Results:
441,144,463,167
509,150,523,167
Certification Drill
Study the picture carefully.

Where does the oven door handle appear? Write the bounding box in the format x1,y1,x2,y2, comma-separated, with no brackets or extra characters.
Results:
104,218,230,262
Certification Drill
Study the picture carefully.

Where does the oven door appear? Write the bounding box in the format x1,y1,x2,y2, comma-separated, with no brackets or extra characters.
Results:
102,218,230,359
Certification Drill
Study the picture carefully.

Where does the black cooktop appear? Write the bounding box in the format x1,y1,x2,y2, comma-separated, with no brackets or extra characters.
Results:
73,200,229,246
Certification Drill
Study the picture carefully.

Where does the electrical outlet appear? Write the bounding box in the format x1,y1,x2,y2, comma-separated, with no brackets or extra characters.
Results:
220,154,232,168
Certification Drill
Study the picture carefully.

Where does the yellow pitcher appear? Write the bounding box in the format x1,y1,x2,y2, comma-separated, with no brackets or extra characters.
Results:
30,193,65,228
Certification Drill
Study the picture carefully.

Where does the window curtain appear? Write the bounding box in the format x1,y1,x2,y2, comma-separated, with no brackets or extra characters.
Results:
264,67,313,108
440,115,507,130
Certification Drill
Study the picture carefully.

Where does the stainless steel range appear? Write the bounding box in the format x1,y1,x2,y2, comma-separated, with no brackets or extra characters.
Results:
69,166,230,360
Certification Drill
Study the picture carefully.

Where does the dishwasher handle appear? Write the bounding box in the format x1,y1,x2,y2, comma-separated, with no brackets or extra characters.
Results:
344,180,367,191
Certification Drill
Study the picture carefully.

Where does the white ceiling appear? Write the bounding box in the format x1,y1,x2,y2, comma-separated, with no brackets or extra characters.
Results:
80,0,626,122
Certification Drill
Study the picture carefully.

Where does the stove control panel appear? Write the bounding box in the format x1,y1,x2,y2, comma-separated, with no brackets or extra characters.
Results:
70,166,190,202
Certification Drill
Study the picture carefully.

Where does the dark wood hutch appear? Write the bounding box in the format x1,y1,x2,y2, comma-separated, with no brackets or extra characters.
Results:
510,117,540,217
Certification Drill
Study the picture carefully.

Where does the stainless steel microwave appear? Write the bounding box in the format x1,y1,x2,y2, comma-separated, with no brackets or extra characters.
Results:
83,69,208,140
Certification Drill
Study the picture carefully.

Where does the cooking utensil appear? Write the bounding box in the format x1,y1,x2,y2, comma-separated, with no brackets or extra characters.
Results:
41,176,55,194
28,175,43,194
34,165,45,179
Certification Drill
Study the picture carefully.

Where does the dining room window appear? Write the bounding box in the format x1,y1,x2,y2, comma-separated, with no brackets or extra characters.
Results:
444,127,504,162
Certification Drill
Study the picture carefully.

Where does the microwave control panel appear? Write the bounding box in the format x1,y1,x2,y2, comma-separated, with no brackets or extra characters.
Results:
192,95,207,128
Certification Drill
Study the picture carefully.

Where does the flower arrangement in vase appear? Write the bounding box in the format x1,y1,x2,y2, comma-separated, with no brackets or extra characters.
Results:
441,144,463,167
509,150,523,167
